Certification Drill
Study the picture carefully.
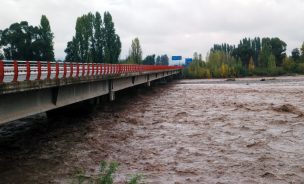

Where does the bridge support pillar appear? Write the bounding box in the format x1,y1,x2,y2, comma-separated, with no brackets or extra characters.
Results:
147,81,151,87
109,91,115,101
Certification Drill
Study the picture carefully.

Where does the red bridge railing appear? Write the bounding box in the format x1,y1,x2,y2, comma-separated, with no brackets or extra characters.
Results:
0,60,182,83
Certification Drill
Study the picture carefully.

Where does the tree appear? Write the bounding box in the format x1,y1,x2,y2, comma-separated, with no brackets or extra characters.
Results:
94,12,104,63
248,56,255,73
74,13,94,62
235,38,254,67
156,55,161,65
220,63,229,78
64,38,80,62
38,15,55,61
160,54,169,65
113,34,121,63
270,37,286,66
267,54,276,73
65,11,121,63
291,48,300,62
103,12,121,63
130,38,142,64
211,43,235,54
143,54,155,65
0,17,55,61
0,30,3,59
282,56,295,72
300,42,304,61
0,21,38,60
259,38,272,68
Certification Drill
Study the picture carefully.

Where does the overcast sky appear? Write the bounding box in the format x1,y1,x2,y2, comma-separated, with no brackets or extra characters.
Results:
0,0,304,60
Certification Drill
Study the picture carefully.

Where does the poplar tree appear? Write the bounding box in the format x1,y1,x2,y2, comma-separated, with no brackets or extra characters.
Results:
94,12,103,63
248,56,255,72
103,12,121,64
39,15,55,61
267,54,276,74
65,11,121,63
130,38,142,64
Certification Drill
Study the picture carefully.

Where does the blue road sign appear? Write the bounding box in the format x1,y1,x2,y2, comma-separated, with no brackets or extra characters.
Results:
185,58,193,63
185,58,193,66
172,56,182,60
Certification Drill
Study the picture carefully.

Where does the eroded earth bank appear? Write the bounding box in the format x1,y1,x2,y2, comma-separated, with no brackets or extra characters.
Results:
1,76,304,183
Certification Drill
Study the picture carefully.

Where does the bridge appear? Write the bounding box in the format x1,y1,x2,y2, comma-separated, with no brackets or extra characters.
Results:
0,60,182,125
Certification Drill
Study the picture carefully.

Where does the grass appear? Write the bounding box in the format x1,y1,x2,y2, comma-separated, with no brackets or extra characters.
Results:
73,161,143,184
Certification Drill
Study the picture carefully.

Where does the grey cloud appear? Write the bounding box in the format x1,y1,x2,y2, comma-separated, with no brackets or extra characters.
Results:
0,0,303,60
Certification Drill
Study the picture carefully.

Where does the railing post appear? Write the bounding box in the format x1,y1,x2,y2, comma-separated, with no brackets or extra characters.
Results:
87,63,90,76
63,63,67,78
0,60,4,83
70,63,73,78
36,61,41,80
76,63,80,77
25,61,31,81
13,60,19,82
47,62,51,80
55,62,59,80
95,63,98,75
96,63,99,76
92,63,95,76
82,63,85,77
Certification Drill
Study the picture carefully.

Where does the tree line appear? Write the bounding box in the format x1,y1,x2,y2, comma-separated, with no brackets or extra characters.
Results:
184,37,304,78
122,37,169,66
0,12,122,64
0,13,169,66
0,15,55,61
65,12,121,63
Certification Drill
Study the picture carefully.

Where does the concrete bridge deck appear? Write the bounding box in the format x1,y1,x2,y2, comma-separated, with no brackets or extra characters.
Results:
0,60,182,125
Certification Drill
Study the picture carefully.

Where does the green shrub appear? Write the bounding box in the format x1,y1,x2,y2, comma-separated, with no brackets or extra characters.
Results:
295,63,304,74
73,161,143,184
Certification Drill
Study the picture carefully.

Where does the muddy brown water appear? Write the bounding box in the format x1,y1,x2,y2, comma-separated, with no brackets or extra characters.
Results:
1,76,304,184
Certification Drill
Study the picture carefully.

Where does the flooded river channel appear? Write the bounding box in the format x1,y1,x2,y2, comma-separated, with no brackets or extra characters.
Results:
1,76,304,183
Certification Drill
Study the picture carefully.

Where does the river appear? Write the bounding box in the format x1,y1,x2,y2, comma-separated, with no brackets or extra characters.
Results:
1,76,304,184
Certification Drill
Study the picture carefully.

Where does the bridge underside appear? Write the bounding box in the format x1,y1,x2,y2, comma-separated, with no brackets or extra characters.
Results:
0,70,180,125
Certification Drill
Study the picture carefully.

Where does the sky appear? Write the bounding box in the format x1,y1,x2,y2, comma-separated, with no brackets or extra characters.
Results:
0,0,304,61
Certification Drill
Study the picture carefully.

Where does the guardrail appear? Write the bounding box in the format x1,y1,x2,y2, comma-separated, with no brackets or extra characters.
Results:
0,60,182,83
